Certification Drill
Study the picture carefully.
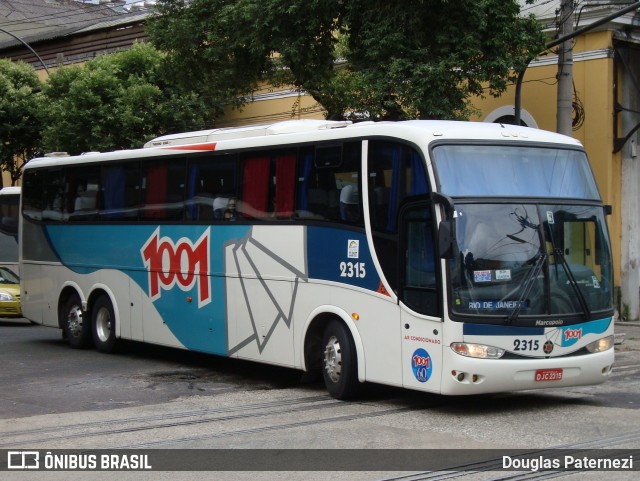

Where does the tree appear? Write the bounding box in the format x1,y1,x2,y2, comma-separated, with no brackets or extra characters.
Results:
0,59,44,186
41,42,211,155
148,0,545,121
146,0,277,115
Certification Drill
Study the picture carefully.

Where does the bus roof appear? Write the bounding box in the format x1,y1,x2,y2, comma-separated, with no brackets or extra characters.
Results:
26,120,583,169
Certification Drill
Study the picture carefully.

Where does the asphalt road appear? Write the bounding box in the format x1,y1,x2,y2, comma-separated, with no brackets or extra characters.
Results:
1,318,639,481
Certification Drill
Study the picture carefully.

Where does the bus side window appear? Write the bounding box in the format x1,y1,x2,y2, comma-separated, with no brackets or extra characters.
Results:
42,170,66,221
274,153,296,219
239,150,296,220
22,170,45,221
296,142,361,224
241,155,270,219
187,155,237,221
100,163,140,221
141,158,186,221
68,165,100,221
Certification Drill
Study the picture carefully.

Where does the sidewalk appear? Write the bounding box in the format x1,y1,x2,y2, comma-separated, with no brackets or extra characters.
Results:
614,320,640,352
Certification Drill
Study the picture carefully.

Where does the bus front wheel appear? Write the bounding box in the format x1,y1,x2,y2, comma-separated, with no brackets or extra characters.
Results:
63,293,92,349
92,295,117,353
321,320,361,400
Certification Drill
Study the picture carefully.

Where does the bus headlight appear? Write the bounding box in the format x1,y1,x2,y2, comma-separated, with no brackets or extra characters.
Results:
451,342,505,359
585,336,614,353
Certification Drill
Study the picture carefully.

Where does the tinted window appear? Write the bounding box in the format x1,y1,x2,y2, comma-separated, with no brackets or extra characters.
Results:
41,170,66,221
239,149,297,220
296,142,362,225
141,158,186,220
100,163,140,221
368,140,430,292
22,169,45,221
66,165,101,221
187,155,237,221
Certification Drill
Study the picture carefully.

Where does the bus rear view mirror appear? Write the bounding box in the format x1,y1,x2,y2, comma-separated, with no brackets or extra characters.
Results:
438,219,455,259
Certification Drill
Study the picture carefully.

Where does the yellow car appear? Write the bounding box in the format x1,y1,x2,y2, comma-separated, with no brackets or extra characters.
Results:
0,267,21,317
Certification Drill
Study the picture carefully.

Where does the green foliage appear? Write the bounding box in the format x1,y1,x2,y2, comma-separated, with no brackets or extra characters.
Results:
0,59,44,185
41,42,210,155
146,0,275,111
149,0,545,121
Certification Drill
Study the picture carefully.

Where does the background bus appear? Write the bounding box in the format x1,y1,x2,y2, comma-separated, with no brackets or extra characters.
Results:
0,186,20,275
19,120,615,399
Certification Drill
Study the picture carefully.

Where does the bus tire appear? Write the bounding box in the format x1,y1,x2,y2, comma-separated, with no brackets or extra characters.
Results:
321,319,361,400
63,293,92,349
92,295,117,353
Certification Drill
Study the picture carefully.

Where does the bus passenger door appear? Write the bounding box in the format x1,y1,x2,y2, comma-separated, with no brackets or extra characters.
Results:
399,202,444,392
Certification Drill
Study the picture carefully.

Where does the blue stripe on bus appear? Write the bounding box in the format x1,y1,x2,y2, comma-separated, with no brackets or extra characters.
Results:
306,226,380,292
560,317,612,347
45,224,252,356
43,224,382,357
463,317,612,340
463,324,545,336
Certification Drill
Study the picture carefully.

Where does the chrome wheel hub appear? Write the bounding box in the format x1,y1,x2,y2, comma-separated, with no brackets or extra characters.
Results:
323,335,342,383
95,307,112,343
67,305,83,338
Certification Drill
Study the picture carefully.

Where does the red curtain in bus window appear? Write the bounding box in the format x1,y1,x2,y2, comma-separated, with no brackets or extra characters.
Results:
145,162,168,219
275,154,296,217
242,156,270,217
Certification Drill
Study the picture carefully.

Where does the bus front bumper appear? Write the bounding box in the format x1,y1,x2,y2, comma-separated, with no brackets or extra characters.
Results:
439,348,615,395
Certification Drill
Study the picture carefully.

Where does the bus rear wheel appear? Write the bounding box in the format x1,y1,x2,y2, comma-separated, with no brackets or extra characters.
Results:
92,295,117,353
63,293,92,349
321,320,361,400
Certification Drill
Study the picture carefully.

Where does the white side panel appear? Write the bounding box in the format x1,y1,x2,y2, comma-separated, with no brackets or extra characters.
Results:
129,279,144,341
21,263,44,325
400,305,444,393
26,263,181,348
293,281,404,386
224,226,304,366
140,283,184,348
227,277,296,365
345,292,402,386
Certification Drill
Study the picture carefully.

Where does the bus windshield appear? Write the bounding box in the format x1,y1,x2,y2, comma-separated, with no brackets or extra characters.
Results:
449,203,614,323
433,144,600,199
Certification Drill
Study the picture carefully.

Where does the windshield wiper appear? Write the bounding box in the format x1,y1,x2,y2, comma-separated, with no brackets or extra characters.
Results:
552,247,592,319
506,251,547,324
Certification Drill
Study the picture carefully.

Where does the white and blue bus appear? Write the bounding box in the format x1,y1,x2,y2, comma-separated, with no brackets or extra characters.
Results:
0,186,20,275
19,120,615,399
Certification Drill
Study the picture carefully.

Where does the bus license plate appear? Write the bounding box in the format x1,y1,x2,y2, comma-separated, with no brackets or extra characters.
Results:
535,368,563,382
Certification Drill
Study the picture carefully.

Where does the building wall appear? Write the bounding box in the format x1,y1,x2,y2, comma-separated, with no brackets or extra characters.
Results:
219,88,324,128
619,44,640,321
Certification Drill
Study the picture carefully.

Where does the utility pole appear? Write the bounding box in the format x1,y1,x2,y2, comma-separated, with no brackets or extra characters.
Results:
557,0,575,136
514,2,640,129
